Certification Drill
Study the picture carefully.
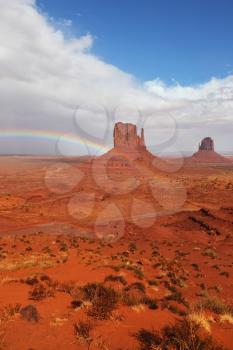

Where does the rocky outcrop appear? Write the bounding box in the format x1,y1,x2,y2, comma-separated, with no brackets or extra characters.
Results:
96,122,154,168
199,137,214,151
20,305,40,323
113,122,145,149
186,137,231,164
139,128,145,147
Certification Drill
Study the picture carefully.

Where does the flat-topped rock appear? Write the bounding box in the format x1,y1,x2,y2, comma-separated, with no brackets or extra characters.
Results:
186,137,231,164
113,122,145,149
96,122,154,168
199,137,214,151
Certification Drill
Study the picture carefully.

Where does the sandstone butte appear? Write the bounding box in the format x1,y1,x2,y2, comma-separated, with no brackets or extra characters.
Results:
97,123,231,167
187,136,231,164
97,122,154,167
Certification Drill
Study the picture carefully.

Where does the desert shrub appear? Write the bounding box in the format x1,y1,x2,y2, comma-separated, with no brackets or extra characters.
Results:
25,246,32,251
191,263,200,271
135,319,227,350
121,251,129,258
24,276,39,286
189,217,220,236
164,283,178,293
71,300,83,309
111,265,121,272
0,304,21,323
82,283,118,320
70,239,79,248
74,320,93,349
104,274,127,285
122,289,144,307
82,283,99,301
143,296,158,310
165,291,188,307
162,319,226,350
167,303,187,316
199,283,207,290
27,274,58,301
122,282,159,309
122,282,146,307
202,249,218,259
195,296,233,315
220,271,229,278
135,329,161,350
147,279,159,286
29,283,55,301
153,262,163,269
152,249,160,257
126,282,145,293
129,242,137,252
133,267,144,279
59,242,68,252
57,281,76,294
40,274,52,283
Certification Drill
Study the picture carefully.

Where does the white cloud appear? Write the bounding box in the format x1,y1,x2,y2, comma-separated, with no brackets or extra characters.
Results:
0,0,232,155
145,76,233,101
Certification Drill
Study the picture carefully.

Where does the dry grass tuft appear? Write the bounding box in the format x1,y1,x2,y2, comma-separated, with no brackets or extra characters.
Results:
135,319,227,350
50,317,68,327
131,304,146,313
195,296,233,316
29,283,55,301
189,312,215,333
220,314,233,324
0,276,19,285
79,283,119,319
74,320,93,349
0,252,67,272
0,304,21,324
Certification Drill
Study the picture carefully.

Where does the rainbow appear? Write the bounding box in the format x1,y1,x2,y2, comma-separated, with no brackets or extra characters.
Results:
0,128,110,154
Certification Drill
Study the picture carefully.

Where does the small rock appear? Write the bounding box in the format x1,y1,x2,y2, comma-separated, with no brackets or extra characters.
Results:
20,304,40,323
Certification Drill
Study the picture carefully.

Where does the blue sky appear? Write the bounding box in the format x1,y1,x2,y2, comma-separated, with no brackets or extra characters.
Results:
0,0,233,155
39,0,233,85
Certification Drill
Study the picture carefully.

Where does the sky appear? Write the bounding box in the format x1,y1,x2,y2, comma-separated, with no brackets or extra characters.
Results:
38,0,233,84
0,0,233,155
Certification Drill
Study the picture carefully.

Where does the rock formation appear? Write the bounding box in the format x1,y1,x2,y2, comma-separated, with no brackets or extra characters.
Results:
187,137,231,164
97,122,154,168
97,126,232,168
199,137,214,151
113,122,146,149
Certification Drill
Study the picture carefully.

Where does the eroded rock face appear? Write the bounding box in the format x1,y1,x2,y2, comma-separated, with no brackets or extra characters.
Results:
97,122,154,169
199,137,214,151
114,122,145,149
187,136,231,164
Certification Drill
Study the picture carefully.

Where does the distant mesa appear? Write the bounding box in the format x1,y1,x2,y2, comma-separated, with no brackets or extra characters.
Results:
187,137,231,164
96,124,231,168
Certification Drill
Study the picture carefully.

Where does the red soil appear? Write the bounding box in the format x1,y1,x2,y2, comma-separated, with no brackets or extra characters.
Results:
0,155,232,349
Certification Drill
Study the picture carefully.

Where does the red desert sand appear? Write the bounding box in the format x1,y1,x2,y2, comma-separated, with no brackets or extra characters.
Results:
0,122,233,350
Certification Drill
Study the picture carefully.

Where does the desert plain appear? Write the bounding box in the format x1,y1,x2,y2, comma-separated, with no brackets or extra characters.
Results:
0,125,233,350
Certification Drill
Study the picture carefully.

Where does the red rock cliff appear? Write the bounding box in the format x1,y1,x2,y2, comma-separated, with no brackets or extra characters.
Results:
113,122,145,149
199,137,214,151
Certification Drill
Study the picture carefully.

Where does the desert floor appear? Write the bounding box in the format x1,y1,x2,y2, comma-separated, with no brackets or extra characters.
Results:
0,156,233,350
